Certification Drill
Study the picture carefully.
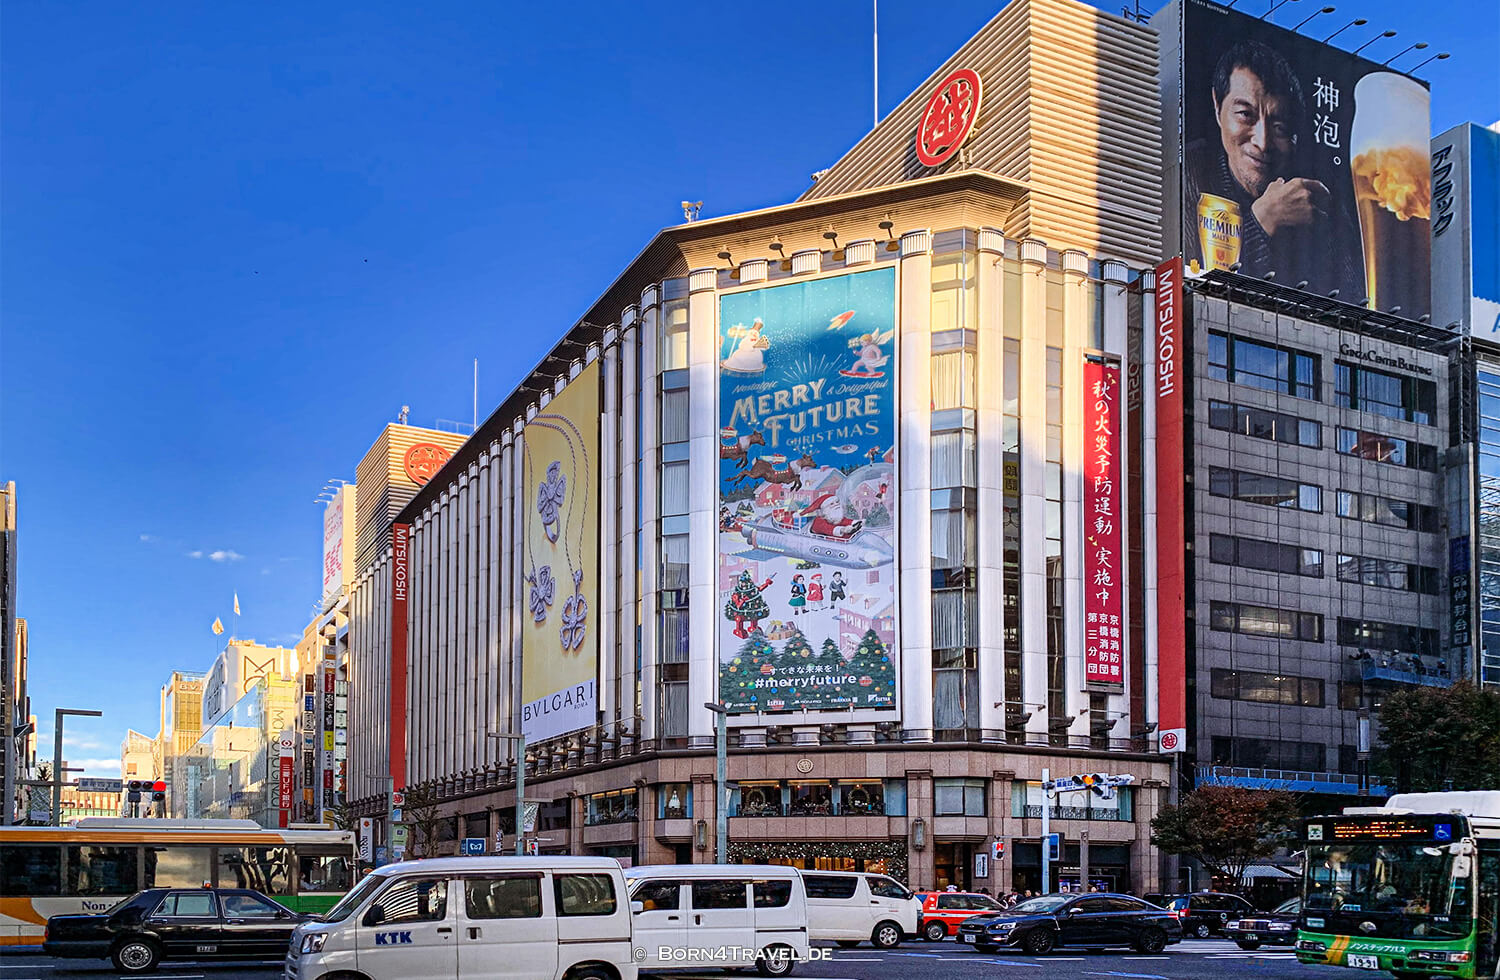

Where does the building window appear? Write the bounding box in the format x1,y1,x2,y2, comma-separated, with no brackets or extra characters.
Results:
1207,467,1320,511
789,781,834,816
659,680,688,738
1337,618,1439,656
1335,362,1436,425
1011,782,1134,821
1337,490,1439,532
657,784,691,819
931,585,977,651
933,778,986,816
932,649,978,732
1335,427,1438,471
931,430,976,489
1209,601,1323,641
1210,737,1325,772
931,498,975,572
839,781,886,815
1208,400,1321,448
737,782,783,817
1210,668,1325,707
931,347,977,411
660,289,689,371
931,244,978,332
1336,554,1439,594
1002,335,1023,735
660,386,690,444
584,789,639,826
1208,533,1323,577
1207,331,1320,399
660,460,689,517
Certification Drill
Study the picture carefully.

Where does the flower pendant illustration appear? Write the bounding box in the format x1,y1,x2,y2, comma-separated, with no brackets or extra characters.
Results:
559,568,588,650
527,565,555,623
536,461,566,544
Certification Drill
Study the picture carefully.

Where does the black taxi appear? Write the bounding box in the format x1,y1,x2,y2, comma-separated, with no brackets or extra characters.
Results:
44,886,309,973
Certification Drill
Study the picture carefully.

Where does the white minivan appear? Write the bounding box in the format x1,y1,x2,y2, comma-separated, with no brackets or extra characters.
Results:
624,864,810,977
287,856,638,980
801,870,917,948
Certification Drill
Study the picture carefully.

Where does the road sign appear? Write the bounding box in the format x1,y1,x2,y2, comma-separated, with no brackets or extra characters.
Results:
991,839,1006,860
391,790,406,808
1046,833,1061,862
77,777,122,794
391,825,409,846
973,853,989,879
391,807,403,822
461,838,485,856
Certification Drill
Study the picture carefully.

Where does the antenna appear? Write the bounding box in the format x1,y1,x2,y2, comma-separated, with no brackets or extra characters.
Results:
872,0,879,128
398,405,410,425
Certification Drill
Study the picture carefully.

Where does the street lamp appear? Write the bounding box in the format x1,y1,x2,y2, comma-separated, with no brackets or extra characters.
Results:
487,732,527,856
704,703,731,862
53,708,102,826
1322,16,1366,42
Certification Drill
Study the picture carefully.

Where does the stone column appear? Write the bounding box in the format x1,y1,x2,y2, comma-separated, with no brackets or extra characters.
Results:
899,230,934,742
687,267,718,743
637,287,661,742
906,769,935,889
1019,239,1050,743
977,228,1007,737
1061,249,1089,745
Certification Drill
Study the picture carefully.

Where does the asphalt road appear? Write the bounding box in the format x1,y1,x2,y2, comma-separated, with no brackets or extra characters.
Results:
0,939,1344,979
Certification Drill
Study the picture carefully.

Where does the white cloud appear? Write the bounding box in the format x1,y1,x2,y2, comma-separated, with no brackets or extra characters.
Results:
68,758,121,775
139,533,157,543
209,550,244,562
64,734,106,752
187,550,203,559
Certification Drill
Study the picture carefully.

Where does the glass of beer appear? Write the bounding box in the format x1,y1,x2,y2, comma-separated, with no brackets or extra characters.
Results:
1197,193,1242,272
1350,72,1432,317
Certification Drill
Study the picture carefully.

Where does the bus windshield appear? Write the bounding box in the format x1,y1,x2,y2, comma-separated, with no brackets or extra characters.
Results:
1305,843,1471,939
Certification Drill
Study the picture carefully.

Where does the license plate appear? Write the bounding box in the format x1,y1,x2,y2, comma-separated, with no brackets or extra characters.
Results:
957,934,971,943
1347,954,1380,969
1242,933,1258,941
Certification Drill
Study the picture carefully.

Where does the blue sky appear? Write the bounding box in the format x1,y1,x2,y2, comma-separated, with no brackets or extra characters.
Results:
2,0,1496,777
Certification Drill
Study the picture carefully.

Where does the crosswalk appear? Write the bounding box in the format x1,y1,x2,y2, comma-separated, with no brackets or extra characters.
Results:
1183,938,1296,959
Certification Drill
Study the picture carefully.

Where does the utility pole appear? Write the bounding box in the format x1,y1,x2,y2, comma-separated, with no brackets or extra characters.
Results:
1041,767,1051,894
52,708,101,826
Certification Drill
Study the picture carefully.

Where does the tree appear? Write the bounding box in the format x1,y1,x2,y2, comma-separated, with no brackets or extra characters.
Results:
723,571,771,637
845,628,895,704
1149,786,1298,884
1374,681,1500,793
401,784,443,859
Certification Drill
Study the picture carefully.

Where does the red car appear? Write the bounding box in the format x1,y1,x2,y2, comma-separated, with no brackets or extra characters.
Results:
916,890,1006,941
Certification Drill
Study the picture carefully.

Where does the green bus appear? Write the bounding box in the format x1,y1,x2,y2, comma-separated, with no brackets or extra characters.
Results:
1296,792,1500,979
0,818,354,947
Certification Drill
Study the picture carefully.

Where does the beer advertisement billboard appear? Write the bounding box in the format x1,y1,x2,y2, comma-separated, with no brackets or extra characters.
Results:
520,361,600,742
1170,0,1431,318
717,268,897,713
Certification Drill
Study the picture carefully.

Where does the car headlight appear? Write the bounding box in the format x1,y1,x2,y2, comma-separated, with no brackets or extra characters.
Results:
1269,922,1293,932
1226,920,1240,930
1412,951,1472,963
1297,940,1327,952
988,922,1014,932
300,933,328,955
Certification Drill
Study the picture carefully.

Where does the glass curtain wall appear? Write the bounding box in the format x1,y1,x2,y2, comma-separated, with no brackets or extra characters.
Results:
658,279,690,739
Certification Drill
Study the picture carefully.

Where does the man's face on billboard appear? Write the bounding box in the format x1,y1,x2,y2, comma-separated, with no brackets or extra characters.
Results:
1214,66,1294,197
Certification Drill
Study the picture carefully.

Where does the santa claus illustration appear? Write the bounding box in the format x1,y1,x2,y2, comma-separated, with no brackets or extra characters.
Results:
803,492,863,539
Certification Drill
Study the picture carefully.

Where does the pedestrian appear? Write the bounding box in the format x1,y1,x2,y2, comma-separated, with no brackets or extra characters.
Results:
978,886,990,896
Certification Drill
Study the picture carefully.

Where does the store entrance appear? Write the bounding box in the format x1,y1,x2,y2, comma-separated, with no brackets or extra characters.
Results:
934,842,974,892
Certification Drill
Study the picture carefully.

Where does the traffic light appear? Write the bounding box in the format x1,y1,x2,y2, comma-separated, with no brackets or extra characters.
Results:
126,779,147,802
151,781,166,805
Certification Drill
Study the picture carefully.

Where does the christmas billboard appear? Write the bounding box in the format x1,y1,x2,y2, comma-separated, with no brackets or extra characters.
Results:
520,360,600,742
717,268,897,712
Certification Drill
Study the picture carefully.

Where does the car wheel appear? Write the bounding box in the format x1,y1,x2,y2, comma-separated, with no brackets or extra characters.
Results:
836,940,861,949
756,944,796,977
923,920,947,942
112,938,161,974
973,942,998,953
1134,928,1168,954
1236,939,1262,951
1192,921,1212,939
872,921,902,949
1021,929,1055,956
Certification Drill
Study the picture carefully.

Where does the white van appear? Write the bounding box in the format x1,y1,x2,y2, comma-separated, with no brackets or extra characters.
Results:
286,856,637,980
801,870,917,948
624,864,810,977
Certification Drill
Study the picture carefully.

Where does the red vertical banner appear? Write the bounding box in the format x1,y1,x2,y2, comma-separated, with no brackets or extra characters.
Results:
1153,258,1188,754
278,754,294,828
1084,358,1123,685
389,523,410,788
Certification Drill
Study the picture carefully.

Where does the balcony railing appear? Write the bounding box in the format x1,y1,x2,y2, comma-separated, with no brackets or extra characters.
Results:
1197,765,1390,796
1020,804,1129,821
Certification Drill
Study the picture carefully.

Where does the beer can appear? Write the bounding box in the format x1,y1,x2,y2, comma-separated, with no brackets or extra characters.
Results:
1197,194,1242,272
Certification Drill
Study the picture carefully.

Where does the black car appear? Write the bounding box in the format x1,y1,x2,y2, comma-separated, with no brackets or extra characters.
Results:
1163,891,1257,939
44,886,309,974
1224,897,1300,950
955,893,1183,955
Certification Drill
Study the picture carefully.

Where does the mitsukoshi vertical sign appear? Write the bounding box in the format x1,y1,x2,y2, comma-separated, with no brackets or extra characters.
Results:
1084,358,1123,685
389,523,409,786
717,268,898,712
1154,259,1187,754
520,362,600,742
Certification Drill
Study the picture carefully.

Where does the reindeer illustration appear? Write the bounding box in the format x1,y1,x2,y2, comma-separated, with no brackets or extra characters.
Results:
727,453,816,491
719,429,765,470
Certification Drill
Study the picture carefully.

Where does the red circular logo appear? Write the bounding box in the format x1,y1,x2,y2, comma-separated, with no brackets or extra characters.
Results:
915,69,982,168
1160,731,1180,751
403,442,453,485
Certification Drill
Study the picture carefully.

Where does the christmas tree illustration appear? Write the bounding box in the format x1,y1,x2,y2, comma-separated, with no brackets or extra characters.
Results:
721,632,775,704
724,570,772,639
845,628,895,704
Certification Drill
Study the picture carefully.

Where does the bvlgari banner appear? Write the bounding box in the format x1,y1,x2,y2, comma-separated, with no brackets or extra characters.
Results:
717,268,897,712
521,361,600,742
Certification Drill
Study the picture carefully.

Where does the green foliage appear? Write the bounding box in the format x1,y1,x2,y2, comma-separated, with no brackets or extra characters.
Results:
1374,681,1500,793
1149,786,1298,883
